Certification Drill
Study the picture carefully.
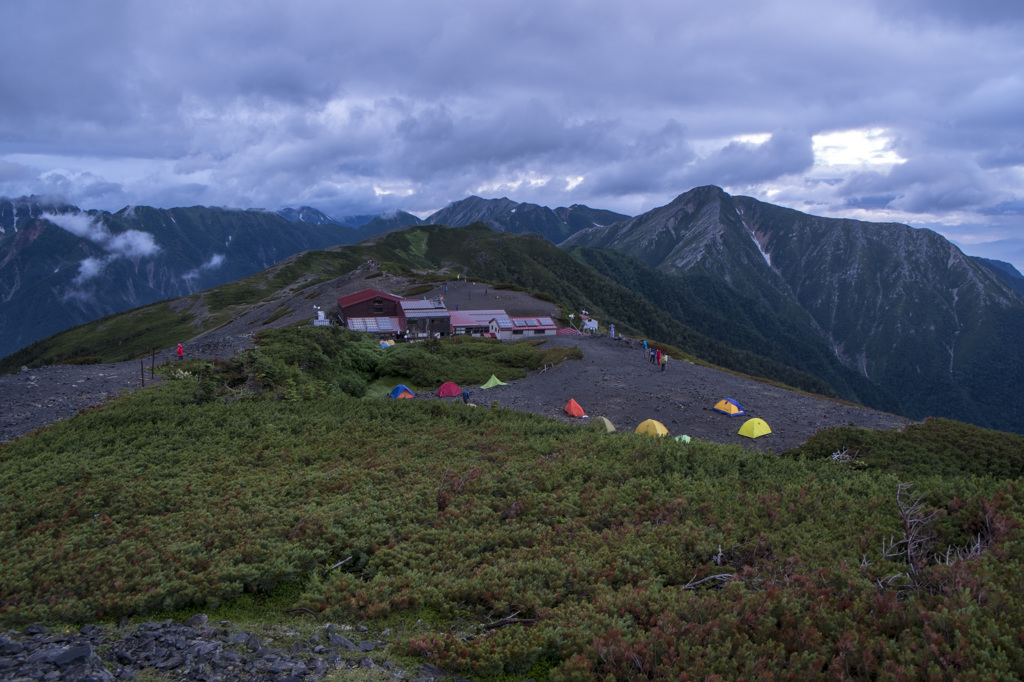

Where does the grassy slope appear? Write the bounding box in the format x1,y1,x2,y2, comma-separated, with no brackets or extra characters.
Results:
0,300,198,373
2,329,1023,679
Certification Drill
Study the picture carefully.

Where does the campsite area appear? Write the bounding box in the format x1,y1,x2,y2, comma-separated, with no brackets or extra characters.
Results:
441,334,910,452
0,278,910,449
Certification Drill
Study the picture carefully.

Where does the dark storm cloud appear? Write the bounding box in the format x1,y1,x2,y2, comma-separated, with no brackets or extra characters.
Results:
1,0,1023,267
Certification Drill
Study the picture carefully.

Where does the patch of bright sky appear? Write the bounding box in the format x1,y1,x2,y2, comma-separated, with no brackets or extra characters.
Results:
472,172,551,196
373,184,415,197
733,133,772,145
812,128,905,167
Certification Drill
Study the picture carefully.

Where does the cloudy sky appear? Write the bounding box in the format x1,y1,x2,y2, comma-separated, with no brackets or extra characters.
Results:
2,0,1023,269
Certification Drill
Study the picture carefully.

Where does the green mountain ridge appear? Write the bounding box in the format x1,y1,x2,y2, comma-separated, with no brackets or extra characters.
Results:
564,186,1024,433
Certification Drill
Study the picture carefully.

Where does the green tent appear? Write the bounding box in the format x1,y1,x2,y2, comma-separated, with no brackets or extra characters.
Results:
481,375,508,389
674,434,691,443
593,416,616,433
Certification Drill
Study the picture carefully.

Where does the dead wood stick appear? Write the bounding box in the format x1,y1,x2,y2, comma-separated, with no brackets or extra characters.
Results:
681,573,734,590
323,556,353,574
285,607,320,620
482,617,540,630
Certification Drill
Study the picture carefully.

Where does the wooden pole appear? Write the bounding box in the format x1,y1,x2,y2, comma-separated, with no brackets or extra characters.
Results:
140,360,145,388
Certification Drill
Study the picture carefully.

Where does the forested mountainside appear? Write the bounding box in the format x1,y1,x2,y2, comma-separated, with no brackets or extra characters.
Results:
562,186,1024,432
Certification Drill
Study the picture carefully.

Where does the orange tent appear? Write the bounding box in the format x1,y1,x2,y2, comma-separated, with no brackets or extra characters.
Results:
563,399,585,418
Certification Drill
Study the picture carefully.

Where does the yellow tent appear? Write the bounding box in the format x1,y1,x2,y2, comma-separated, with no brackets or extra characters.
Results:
738,418,772,439
593,416,616,433
635,419,669,437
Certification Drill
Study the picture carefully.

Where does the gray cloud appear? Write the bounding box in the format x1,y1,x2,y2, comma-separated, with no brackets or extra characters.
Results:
1,0,1023,270
682,131,816,188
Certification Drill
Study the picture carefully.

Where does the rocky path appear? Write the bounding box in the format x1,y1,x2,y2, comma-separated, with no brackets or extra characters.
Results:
0,615,462,681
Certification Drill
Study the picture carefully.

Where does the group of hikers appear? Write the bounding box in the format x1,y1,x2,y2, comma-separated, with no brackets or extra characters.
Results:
642,340,668,372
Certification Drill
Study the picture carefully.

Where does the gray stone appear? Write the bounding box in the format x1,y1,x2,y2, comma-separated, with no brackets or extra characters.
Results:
154,653,183,669
328,632,358,650
185,613,208,628
0,639,25,655
49,644,92,667
419,662,450,678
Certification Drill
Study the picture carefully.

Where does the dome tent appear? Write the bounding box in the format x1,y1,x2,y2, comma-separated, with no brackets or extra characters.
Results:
436,381,462,397
713,398,746,417
389,384,415,399
738,418,772,439
635,419,669,437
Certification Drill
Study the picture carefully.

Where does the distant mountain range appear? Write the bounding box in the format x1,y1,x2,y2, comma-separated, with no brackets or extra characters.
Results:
3,188,1023,433
424,196,629,243
0,196,622,358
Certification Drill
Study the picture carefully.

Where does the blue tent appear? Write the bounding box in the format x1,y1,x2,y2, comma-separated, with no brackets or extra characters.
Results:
389,384,416,399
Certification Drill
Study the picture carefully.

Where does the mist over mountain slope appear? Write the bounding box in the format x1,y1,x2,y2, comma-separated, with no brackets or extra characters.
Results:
0,199,361,358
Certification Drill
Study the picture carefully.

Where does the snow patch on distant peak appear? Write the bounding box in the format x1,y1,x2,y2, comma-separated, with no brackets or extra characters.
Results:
738,212,772,268
752,232,772,267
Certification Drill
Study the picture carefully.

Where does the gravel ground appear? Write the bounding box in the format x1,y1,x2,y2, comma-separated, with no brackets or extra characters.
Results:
462,334,911,452
0,273,911,449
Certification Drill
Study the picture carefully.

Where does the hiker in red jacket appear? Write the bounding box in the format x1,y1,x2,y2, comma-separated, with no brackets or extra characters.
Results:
177,343,184,361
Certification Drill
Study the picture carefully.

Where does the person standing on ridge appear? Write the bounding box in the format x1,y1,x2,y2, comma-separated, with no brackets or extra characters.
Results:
177,343,184,361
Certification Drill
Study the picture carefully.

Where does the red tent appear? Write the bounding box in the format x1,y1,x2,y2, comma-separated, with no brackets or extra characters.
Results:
563,398,585,418
436,381,462,397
